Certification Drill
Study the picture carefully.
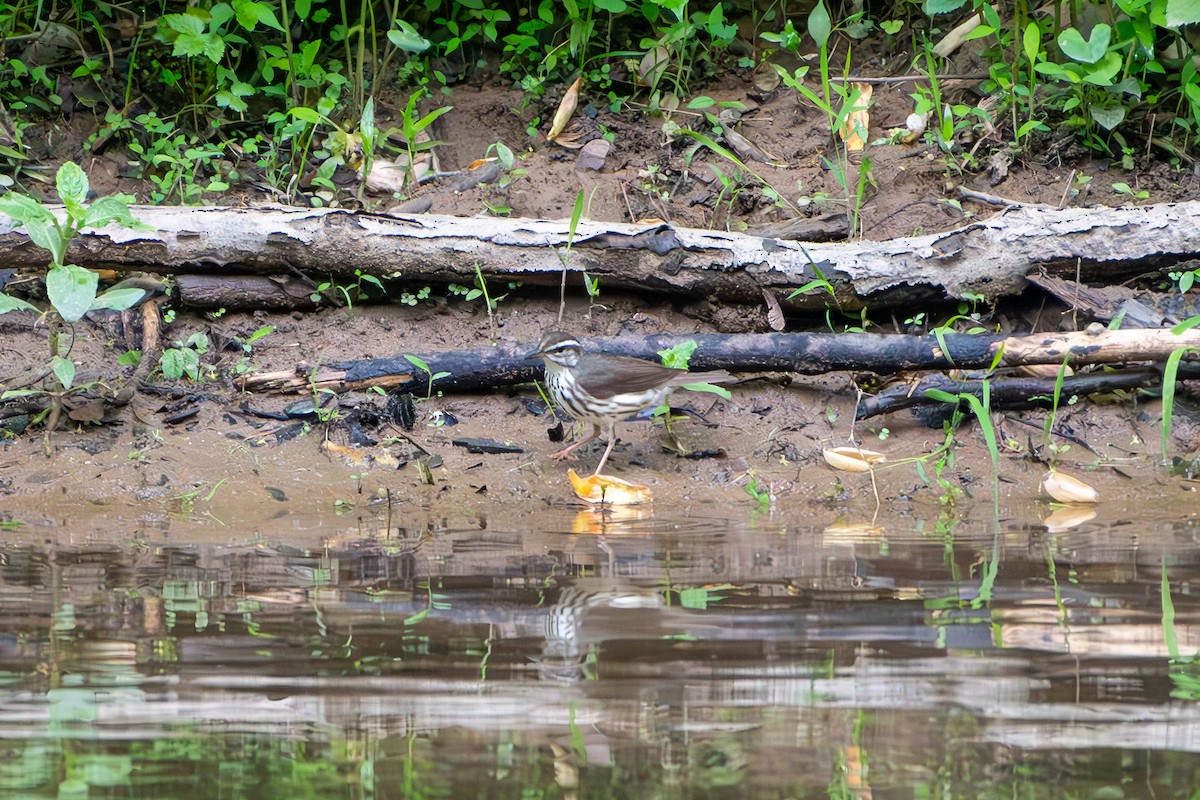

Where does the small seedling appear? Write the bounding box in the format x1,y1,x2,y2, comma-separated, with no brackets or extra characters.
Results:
404,354,450,400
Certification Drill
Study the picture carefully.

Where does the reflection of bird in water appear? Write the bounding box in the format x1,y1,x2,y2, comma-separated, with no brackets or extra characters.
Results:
536,581,667,683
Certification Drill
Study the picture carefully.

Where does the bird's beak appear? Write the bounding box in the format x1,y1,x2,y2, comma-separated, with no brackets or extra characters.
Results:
524,345,545,362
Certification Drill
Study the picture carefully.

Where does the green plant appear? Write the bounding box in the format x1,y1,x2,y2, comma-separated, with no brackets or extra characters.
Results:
403,354,450,400
232,325,275,376
449,264,514,336
400,286,432,306
310,269,385,311
393,89,453,190
554,189,593,321
0,162,145,450
125,112,232,204
1112,181,1150,201
652,340,733,422
160,332,211,381
743,469,772,511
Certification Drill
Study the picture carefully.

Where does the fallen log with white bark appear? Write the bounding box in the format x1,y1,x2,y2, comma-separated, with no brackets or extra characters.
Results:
1,201,1198,310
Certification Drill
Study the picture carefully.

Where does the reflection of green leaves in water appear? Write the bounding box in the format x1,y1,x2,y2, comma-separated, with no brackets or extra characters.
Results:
1162,560,1200,699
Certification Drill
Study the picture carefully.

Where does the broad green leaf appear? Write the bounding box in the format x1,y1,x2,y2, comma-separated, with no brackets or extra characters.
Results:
1057,24,1111,64
46,264,98,323
26,217,66,265
923,0,967,13
1022,21,1041,65
82,196,139,230
1167,0,1200,24
162,13,204,35
1082,51,1123,86
0,292,38,314
594,0,626,10
233,0,284,30
51,356,75,390
160,348,186,380
288,106,324,125
0,196,65,264
56,161,89,210
91,287,145,312
658,340,697,369
387,21,431,52
807,0,831,48
360,97,376,146
1089,102,1127,130
0,192,57,228
681,382,732,399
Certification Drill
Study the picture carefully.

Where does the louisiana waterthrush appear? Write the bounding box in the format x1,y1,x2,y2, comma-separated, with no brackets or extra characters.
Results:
528,331,734,475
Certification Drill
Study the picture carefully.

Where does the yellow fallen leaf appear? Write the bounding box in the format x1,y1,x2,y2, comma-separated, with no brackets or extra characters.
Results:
838,82,872,152
546,76,582,144
823,446,887,473
568,469,652,505
1042,470,1099,504
570,505,654,533
1042,505,1098,532
322,439,369,465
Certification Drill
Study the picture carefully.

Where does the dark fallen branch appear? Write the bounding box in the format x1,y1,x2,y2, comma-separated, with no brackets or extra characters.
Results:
238,327,1200,395
855,364,1200,420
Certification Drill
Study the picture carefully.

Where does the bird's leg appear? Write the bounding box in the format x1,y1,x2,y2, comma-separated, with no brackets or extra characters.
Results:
592,435,619,476
549,424,601,461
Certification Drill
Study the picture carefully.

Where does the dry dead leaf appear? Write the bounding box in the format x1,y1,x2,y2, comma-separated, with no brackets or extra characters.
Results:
838,82,872,152
638,46,670,88
823,446,887,473
1042,470,1099,504
762,288,785,331
933,5,999,57
568,469,653,505
720,122,773,164
546,75,582,144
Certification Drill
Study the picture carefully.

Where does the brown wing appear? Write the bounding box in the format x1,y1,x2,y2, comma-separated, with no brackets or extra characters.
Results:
574,355,680,399
576,355,732,399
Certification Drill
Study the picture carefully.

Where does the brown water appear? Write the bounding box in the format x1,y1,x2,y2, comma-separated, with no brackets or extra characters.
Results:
3,501,1200,799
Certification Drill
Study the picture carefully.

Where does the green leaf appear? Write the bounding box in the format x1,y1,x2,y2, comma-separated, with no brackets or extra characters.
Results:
0,292,38,314
1167,0,1200,25
160,348,186,380
51,356,75,390
387,21,432,53
288,106,324,125
1082,51,1122,86
233,0,284,30
658,340,697,369
923,0,967,13
681,382,732,399
162,13,204,35
56,161,89,210
91,286,145,312
0,196,65,264
1089,102,1127,130
82,196,139,230
46,264,98,322
1022,21,1041,65
594,0,627,10
0,192,57,228
1057,23,1111,64
807,0,831,48
404,354,431,372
